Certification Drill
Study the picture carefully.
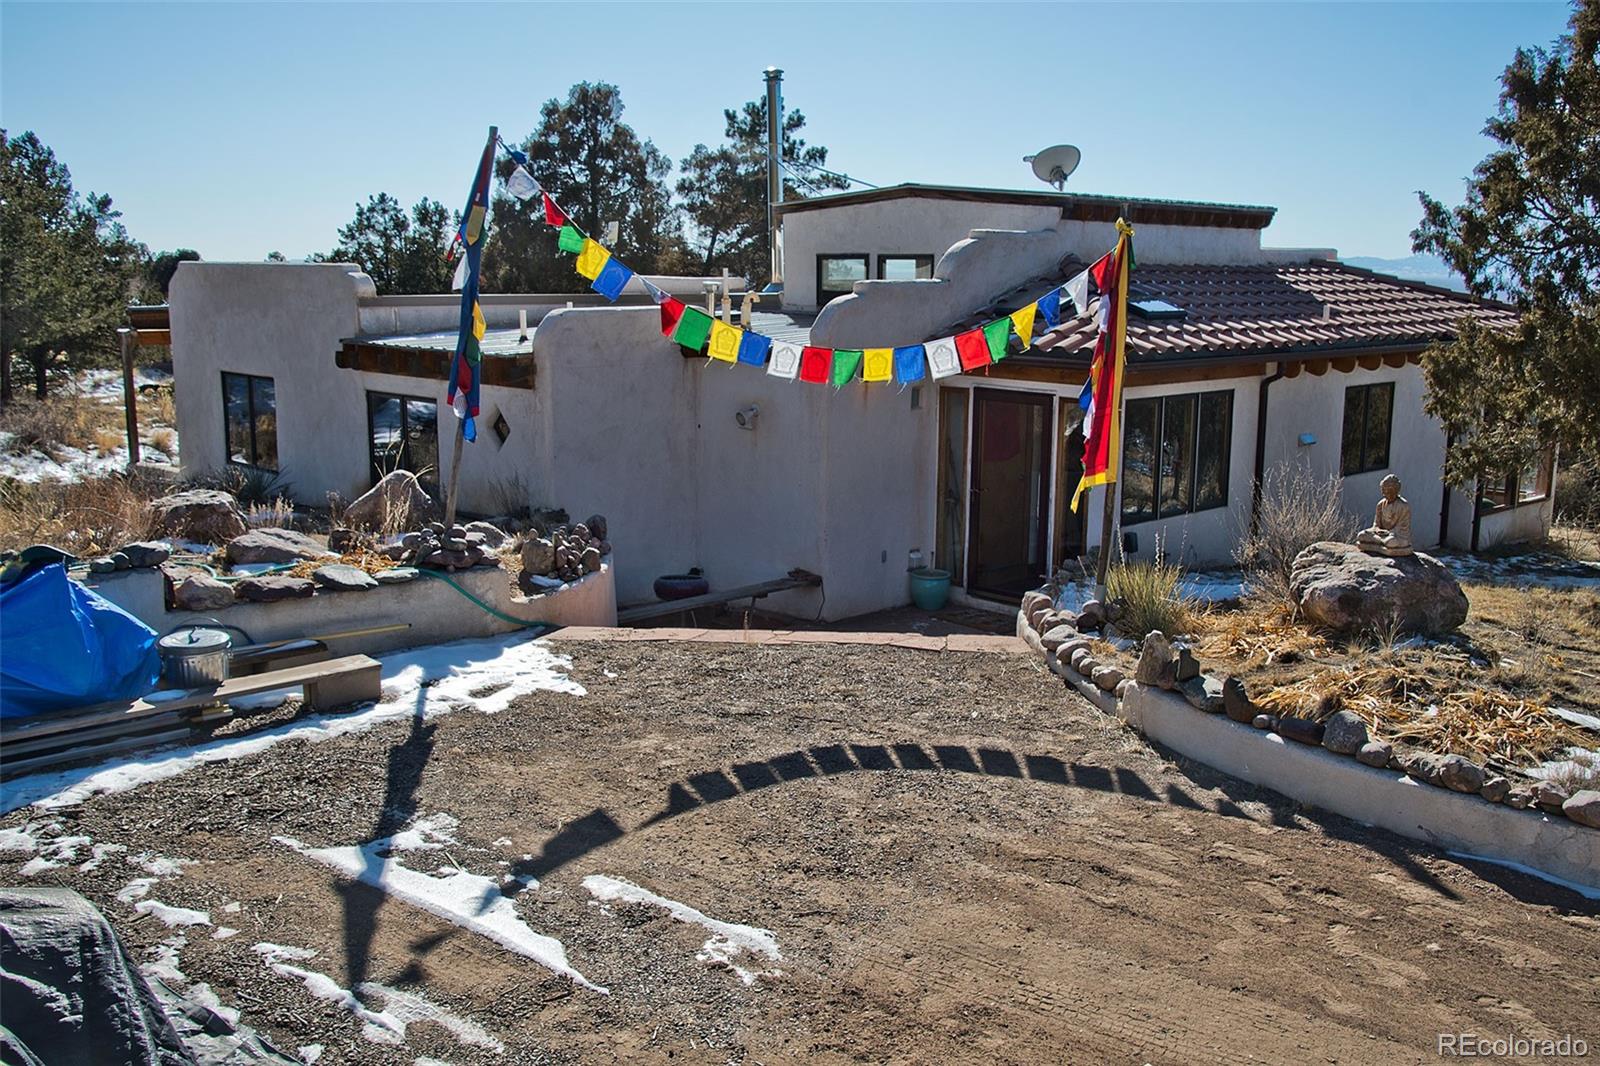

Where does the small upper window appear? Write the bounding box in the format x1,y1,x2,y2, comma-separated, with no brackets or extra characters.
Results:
816,255,868,305
877,255,934,282
222,372,277,472
1340,382,1393,476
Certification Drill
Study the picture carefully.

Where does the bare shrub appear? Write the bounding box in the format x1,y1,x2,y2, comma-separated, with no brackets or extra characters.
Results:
246,497,296,529
144,387,177,428
1237,465,1353,606
1106,537,1198,638
1540,751,1600,794
0,394,116,458
488,473,531,520
0,474,162,556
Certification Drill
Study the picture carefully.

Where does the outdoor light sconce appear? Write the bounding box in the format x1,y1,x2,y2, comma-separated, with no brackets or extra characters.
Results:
735,404,760,430
1298,432,1317,447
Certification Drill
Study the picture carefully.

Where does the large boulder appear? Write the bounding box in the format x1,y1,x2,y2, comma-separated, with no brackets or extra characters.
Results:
224,528,333,567
342,470,440,532
171,573,235,611
1289,541,1468,636
150,489,246,544
233,575,315,603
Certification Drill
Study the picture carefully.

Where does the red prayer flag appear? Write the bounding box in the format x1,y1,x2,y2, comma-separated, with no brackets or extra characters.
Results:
955,328,991,371
1072,221,1134,512
660,297,686,337
799,346,833,384
1088,248,1116,292
542,192,566,227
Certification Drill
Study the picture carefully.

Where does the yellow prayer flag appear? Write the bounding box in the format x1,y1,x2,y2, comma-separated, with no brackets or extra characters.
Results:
862,348,893,382
707,320,743,363
1009,304,1037,350
575,239,611,281
471,300,486,340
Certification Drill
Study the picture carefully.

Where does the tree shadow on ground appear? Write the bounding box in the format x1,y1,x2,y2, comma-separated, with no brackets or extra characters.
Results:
507,737,1598,915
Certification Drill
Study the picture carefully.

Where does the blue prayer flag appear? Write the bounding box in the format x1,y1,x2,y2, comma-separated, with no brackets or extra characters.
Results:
893,345,927,384
1037,289,1062,329
591,258,634,301
737,331,773,367
1078,375,1093,411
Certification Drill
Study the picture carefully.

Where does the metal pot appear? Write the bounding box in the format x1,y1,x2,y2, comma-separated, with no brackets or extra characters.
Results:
157,626,232,688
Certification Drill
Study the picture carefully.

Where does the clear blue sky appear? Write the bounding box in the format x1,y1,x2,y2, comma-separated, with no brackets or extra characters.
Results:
0,1,1572,262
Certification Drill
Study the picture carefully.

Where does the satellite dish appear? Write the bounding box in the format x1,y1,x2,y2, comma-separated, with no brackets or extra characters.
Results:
1024,144,1082,190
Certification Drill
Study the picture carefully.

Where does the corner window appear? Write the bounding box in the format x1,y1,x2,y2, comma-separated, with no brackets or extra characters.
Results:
816,254,868,305
222,372,277,472
1482,447,1555,511
1121,390,1233,526
367,391,439,488
1341,382,1394,476
877,255,934,281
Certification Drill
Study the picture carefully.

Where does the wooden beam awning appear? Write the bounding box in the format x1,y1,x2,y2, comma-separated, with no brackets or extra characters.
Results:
334,341,535,390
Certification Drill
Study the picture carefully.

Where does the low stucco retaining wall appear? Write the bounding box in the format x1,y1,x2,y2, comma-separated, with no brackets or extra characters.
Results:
83,562,617,658
1016,599,1600,892
1120,682,1600,890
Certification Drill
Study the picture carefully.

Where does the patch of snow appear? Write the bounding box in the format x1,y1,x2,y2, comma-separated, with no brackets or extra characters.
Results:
253,942,504,1052
79,842,127,871
229,687,296,712
117,878,158,903
223,901,242,913
1527,747,1599,784
1448,851,1600,900
1551,706,1600,735
3,634,585,814
583,874,782,985
135,899,211,927
387,812,460,851
134,851,192,877
213,926,239,940
276,832,602,993
0,825,39,853
16,830,92,875
298,1046,323,1065
1440,551,1600,590
490,837,512,848
142,935,188,985
187,982,241,1026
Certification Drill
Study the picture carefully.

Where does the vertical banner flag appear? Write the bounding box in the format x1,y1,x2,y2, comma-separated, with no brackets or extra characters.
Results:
1070,220,1135,512
447,135,496,443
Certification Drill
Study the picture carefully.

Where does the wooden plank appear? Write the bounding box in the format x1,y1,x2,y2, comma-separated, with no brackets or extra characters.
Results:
618,575,821,624
0,655,381,742
2,711,187,759
1,727,193,778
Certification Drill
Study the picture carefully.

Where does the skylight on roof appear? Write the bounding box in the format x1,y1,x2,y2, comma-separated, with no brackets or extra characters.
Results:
1130,298,1187,321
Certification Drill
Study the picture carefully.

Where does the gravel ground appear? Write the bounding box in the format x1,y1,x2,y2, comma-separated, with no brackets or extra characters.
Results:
3,639,1598,1064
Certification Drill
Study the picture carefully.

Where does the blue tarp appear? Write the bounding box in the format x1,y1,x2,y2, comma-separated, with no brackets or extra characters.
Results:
0,564,160,720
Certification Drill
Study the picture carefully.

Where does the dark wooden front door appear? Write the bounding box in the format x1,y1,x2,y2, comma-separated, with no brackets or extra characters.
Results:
968,389,1053,600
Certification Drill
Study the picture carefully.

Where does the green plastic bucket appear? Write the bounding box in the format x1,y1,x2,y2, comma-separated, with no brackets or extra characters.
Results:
908,567,951,611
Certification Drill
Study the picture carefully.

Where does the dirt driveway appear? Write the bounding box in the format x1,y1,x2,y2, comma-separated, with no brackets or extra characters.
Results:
3,637,1597,1064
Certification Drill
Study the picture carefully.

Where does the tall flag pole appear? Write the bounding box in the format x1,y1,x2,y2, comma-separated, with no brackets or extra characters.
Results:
1069,218,1135,590
443,125,497,530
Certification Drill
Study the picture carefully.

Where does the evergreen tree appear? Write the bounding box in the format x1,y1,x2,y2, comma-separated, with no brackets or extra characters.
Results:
1413,0,1600,484
327,193,455,294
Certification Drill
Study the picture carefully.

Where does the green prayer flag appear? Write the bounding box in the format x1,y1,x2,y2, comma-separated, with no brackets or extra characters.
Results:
672,307,713,351
558,224,586,254
983,318,1013,361
830,349,863,388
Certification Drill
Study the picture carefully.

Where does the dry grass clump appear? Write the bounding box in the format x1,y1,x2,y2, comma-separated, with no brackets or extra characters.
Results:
1236,464,1352,608
93,427,124,455
1105,540,1198,638
1540,751,1600,793
246,498,296,529
1197,600,1333,669
144,388,177,428
285,547,394,579
147,427,177,455
0,394,120,458
0,474,163,556
1251,662,1583,769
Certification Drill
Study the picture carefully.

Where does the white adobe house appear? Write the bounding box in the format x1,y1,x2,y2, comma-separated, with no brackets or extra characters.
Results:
167,183,1546,620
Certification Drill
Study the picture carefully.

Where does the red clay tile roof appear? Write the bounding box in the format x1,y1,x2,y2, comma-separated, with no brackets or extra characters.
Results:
1029,260,1518,364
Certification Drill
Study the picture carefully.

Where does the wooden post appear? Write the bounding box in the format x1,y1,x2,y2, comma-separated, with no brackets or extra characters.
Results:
1095,480,1116,592
118,327,141,468
441,124,498,531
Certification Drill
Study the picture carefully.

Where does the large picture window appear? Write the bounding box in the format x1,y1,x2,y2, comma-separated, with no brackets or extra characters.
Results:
877,254,934,281
367,391,439,487
1121,390,1232,525
222,372,278,471
1341,382,1394,476
816,254,868,305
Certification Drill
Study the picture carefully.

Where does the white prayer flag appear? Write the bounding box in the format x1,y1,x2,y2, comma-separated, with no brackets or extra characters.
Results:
640,277,669,305
767,341,802,381
1066,269,1091,315
506,165,540,201
451,253,468,292
925,336,961,379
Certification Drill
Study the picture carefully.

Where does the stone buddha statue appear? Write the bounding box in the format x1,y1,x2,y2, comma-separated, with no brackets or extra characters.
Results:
1356,474,1413,556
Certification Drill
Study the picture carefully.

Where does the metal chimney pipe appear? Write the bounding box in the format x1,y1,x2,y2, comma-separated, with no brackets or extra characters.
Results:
764,66,784,286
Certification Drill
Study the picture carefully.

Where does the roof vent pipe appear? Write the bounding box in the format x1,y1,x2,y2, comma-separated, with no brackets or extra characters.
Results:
764,67,784,287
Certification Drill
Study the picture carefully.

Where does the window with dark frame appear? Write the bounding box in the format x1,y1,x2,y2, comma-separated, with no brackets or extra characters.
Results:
366,391,440,489
877,255,934,281
1120,390,1233,526
816,254,868,305
1340,382,1394,476
1480,446,1555,511
221,372,278,472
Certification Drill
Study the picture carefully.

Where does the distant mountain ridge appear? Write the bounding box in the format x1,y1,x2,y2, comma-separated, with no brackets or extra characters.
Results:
1341,253,1466,292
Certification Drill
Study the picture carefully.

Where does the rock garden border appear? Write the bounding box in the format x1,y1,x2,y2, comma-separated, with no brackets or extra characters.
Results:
1016,584,1600,893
